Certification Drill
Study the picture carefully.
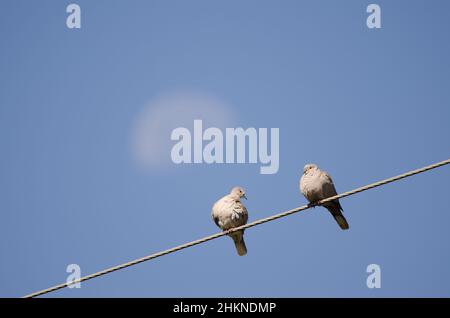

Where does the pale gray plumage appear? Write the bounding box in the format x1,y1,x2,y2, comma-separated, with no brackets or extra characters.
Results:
300,164,349,230
211,186,249,256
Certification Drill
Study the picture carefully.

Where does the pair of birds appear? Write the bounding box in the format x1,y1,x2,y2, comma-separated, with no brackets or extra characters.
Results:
211,164,349,256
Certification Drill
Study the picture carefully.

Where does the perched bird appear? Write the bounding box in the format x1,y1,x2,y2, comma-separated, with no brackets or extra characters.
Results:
211,187,249,256
300,164,349,230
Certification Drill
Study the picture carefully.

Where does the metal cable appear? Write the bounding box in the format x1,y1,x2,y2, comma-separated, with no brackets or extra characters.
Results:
23,158,450,298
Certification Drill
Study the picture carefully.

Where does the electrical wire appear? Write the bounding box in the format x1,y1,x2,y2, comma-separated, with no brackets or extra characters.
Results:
23,158,450,298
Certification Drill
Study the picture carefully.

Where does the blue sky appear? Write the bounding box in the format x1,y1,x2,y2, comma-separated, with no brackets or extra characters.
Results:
1,0,450,297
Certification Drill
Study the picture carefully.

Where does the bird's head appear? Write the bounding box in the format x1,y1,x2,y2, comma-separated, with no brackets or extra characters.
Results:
230,186,247,200
303,163,318,174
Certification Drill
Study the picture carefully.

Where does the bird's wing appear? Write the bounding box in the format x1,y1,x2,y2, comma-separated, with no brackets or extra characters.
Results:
213,215,221,227
320,171,338,197
320,170,344,211
232,201,248,224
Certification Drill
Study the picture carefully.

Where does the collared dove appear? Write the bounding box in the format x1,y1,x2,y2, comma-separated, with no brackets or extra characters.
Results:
300,164,349,230
211,186,249,256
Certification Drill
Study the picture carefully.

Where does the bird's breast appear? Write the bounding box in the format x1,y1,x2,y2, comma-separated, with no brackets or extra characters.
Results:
301,174,323,201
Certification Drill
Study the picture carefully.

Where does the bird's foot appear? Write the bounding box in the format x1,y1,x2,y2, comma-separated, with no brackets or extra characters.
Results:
307,202,319,208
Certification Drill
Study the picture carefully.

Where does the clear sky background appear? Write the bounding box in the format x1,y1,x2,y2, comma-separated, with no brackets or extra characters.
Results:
1,0,450,297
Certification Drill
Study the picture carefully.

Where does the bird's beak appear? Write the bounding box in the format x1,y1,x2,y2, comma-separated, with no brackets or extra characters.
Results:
243,194,248,200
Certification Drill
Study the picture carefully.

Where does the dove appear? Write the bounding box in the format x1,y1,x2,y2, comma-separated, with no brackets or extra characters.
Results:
211,187,249,256
300,164,349,230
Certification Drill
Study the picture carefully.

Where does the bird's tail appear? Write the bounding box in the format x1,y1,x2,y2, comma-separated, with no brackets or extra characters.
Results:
325,202,349,230
230,231,247,256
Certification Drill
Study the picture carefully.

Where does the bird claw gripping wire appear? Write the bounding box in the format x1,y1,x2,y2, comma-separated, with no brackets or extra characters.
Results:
307,202,320,208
